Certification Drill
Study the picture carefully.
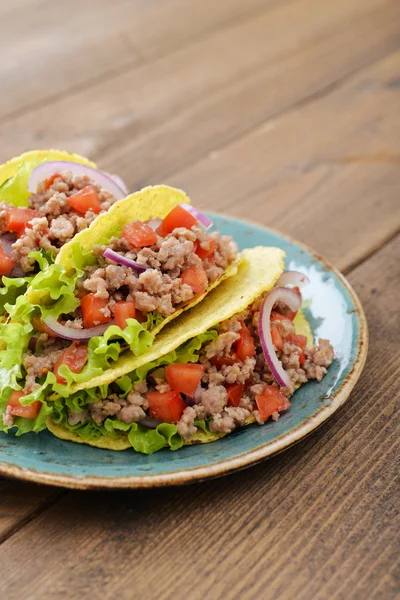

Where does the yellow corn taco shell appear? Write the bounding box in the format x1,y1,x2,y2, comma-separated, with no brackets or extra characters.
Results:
28,185,240,335
0,149,96,204
65,245,285,393
47,246,315,451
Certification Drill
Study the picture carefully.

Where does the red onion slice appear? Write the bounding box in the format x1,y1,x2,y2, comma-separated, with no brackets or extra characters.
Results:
258,287,302,387
276,271,310,288
28,161,126,200
107,173,129,196
43,316,112,341
179,204,213,230
28,336,38,353
0,233,17,257
103,248,150,272
138,416,163,429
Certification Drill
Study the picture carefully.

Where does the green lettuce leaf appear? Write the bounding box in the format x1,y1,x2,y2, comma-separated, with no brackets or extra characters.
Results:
0,160,42,207
48,328,219,453
0,275,33,315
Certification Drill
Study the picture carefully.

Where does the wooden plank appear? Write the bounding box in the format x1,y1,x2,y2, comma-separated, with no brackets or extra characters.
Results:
0,0,270,119
0,0,397,169
0,235,398,600
169,51,400,273
0,478,62,543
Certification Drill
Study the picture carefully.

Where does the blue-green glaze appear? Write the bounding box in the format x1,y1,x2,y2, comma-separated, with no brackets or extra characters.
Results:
0,215,367,488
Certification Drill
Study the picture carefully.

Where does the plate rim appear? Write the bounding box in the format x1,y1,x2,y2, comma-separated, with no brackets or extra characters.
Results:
0,215,369,489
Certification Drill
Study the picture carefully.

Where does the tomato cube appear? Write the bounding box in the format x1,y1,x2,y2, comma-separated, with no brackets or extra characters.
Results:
181,267,208,295
114,301,136,329
165,363,205,397
147,390,186,423
255,386,291,422
226,383,244,407
122,221,158,247
157,205,197,237
54,343,88,385
80,294,111,328
6,390,41,419
67,185,101,214
235,322,256,361
0,245,15,276
6,207,39,237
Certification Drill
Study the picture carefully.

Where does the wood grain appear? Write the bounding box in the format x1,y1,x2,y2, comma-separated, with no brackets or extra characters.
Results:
0,0,398,597
0,235,398,600
0,0,398,165
0,479,61,543
170,51,400,272
0,0,272,120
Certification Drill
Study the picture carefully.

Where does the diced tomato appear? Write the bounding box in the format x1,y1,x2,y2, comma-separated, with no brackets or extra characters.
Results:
122,221,157,247
165,363,205,397
194,238,216,260
43,173,62,190
211,356,235,369
270,311,290,322
0,245,15,276
270,323,283,351
6,207,39,237
181,267,208,294
67,185,101,214
157,205,197,237
286,333,307,351
255,386,291,422
6,390,41,420
147,390,186,423
226,383,244,407
286,333,307,366
235,322,256,361
32,316,56,337
135,309,146,324
54,343,88,385
286,286,302,320
80,294,111,329
114,301,136,329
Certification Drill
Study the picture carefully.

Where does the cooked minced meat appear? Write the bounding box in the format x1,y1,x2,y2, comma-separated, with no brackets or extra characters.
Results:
0,172,118,273
75,299,334,439
72,225,238,321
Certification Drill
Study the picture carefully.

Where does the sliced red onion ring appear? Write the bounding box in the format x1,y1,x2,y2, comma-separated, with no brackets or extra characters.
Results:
28,161,126,200
43,316,112,341
0,232,17,257
147,218,162,231
107,173,129,196
103,248,150,272
28,337,38,353
138,417,162,429
183,384,202,406
276,271,310,288
258,287,302,388
180,204,213,230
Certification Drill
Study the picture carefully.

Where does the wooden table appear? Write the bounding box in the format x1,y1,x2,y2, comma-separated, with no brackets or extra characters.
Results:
0,1,399,598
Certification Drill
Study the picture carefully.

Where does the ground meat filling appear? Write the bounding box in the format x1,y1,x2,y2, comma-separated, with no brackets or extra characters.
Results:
71,298,334,439
72,225,238,322
0,172,117,273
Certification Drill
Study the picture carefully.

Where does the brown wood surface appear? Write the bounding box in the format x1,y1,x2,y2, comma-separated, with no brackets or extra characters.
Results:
0,0,399,598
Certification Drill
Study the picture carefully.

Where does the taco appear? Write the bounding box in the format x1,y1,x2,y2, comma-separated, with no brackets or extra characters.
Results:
0,149,128,312
0,186,239,433
42,246,335,454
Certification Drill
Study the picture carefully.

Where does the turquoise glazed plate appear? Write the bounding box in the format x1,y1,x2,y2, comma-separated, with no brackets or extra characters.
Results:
0,215,368,489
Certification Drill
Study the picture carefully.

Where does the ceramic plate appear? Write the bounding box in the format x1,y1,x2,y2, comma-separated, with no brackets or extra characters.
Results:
0,215,368,489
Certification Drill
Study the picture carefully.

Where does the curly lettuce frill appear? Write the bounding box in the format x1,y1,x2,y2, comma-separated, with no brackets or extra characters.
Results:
50,330,218,454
